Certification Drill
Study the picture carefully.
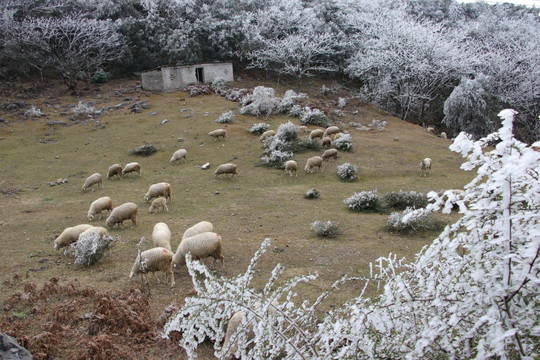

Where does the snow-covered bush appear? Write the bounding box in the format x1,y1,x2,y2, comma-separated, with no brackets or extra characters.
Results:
288,104,303,117
72,101,95,116
248,122,270,134
24,105,44,117
344,190,381,212
310,220,342,238
215,110,235,124
331,133,353,151
371,119,388,130
337,163,359,181
304,188,320,199
337,97,347,108
385,207,444,234
277,90,307,114
67,231,118,267
212,76,226,90
240,86,279,118
384,190,427,210
91,68,111,83
260,122,298,167
320,84,337,95
300,107,329,127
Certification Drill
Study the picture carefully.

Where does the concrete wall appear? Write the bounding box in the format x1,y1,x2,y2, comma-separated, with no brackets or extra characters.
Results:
140,70,164,92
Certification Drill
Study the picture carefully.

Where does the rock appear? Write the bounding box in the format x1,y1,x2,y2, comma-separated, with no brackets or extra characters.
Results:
113,103,128,110
0,331,33,360
177,138,184,142
150,112,158,116
201,162,210,170
158,119,168,125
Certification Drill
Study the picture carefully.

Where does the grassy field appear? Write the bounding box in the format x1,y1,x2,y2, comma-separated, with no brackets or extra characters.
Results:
0,77,473,358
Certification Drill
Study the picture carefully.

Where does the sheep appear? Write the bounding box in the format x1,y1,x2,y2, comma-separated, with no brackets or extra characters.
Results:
53,224,93,250
420,158,432,177
130,247,175,287
152,222,172,251
87,196,114,221
321,136,332,148
82,173,102,192
182,221,214,241
259,130,276,142
78,226,108,240
172,232,224,271
296,125,309,135
149,197,168,214
106,202,138,228
426,126,435,135
284,160,298,177
107,164,123,180
304,156,323,173
215,163,238,178
144,182,172,203
309,129,324,141
122,162,141,177
323,126,340,138
439,132,447,139
322,148,338,161
170,149,187,164
333,132,345,140
208,128,226,139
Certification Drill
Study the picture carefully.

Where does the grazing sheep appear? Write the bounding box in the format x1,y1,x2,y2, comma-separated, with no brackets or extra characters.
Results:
182,221,214,241
152,222,172,251
149,197,168,214
284,160,298,177
79,226,108,240
309,129,324,141
304,156,323,173
426,126,435,135
107,164,123,180
170,149,187,164
321,136,332,148
53,224,93,250
130,247,175,287
439,132,447,139
333,132,345,140
215,163,238,178
259,130,276,142
82,173,102,192
296,125,309,135
208,128,226,139
122,162,141,177
172,232,224,270
323,126,340,138
322,148,338,161
106,202,138,228
420,158,432,177
87,196,114,221
144,182,172,203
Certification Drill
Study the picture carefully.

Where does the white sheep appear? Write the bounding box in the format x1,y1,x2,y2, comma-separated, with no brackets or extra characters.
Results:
323,126,340,138
284,160,298,177
259,130,276,142
122,162,141,177
322,148,338,161
149,197,168,214
309,129,324,141
209,128,226,139
53,224,94,250
182,221,214,241
144,182,172,203
321,136,332,148
87,196,113,221
426,126,435,135
130,247,175,287
296,125,309,135
78,226,108,241
304,156,323,173
170,149,187,164
439,132,447,139
333,132,345,140
82,173,102,192
152,222,172,251
172,232,224,270
107,164,123,180
215,163,238,178
420,158,432,177
106,202,138,228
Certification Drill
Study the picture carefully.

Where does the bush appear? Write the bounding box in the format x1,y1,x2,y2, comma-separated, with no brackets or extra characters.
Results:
338,97,347,108
295,139,322,152
91,69,111,83
277,90,307,114
212,76,226,90
304,188,320,199
215,110,235,124
344,190,381,212
24,105,44,117
67,232,118,267
310,220,342,238
384,191,428,210
129,143,158,156
288,104,303,117
72,101,95,116
261,122,298,167
240,86,279,118
300,107,330,127
249,122,270,134
371,119,388,130
337,163,359,181
385,207,445,234
332,133,353,151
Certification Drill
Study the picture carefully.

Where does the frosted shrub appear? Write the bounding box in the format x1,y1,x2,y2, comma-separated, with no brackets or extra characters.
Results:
261,122,298,167
337,97,347,108
67,232,117,267
277,90,307,114
384,190,427,210
371,119,388,130
248,122,270,134
215,110,235,124
320,84,337,95
385,207,444,233
72,101,95,116
310,220,342,238
331,133,353,151
288,104,303,117
344,190,381,212
24,105,44,117
300,107,329,127
212,76,226,90
304,188,320,199
240,86,279,118
337,163,359,181
91,68,111,83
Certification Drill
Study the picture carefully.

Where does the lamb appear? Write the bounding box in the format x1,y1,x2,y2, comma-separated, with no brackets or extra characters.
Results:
322,148,338,161
284,160,298,177
182,221,214,241
144,182,172,203
170,149,187,164
149,197,168,214
106,202,138,228
208,128,226,139
87,196,114,221
309,129,324,141
172,232,224,270
130,247,175,287
122,162,141,177
152,222,172,251
420,158,432,177
259,130,276,142
82,173,102,192
323,126,340,138
215,163,238,178
107,164,123,180
304,156,323,173
53,224,93,250
321,136,332,148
